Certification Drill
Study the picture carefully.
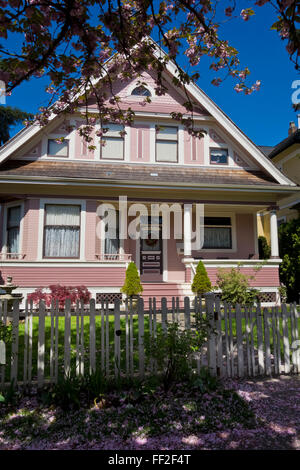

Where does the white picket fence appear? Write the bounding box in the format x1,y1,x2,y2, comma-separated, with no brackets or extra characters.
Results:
0,296,299,389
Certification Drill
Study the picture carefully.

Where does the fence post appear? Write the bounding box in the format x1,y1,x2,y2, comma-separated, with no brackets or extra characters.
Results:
206,294,216,376
281,303,291,374
235,304,244,378
114,298,121,378
214,297,223,377
263,307,271,376
184,297,191,330
138,297,145,379
161,297,167,332
37,300,46,388
64,298,72,377
255,303,264,375
90,299,96,375
10,300,19,387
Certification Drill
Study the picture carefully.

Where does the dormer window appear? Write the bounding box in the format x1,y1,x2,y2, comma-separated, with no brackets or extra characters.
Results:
131,86,151,97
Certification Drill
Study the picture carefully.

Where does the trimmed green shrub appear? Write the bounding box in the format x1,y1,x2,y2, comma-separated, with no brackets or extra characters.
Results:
191,261,212,296
258,235,271,259
121,262,143,298
216,266,259,305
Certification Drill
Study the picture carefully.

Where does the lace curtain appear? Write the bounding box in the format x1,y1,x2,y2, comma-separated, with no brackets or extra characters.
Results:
44,205,80,257
203,227,231,249
7,206,21,253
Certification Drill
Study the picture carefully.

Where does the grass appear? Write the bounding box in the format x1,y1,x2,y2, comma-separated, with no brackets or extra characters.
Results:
1,304,299,384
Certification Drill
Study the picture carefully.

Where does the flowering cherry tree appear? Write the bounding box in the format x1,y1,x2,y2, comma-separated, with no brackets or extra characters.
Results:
0,0,298,141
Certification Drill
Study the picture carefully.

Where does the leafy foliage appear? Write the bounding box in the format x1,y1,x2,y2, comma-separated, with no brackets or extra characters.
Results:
145,319,211,391
191,260,212,296
279,218,300,302
0,1,296,141
216,266,259,305
0,106,33,145
27,284,91,308
121,262,143,298
258,235,271,260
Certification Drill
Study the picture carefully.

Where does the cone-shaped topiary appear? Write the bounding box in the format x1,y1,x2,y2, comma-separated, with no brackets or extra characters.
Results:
191,261,212,296
121,262,143,298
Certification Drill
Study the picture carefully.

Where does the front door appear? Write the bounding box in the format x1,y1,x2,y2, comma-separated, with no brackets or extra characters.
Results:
140,216,163,281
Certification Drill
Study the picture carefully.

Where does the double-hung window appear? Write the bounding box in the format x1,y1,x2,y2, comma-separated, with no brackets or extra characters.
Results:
6,206,21,254
44,204,81,258
203,217,232,249
101,124,124,160
156,126,178,162
104,209,120,254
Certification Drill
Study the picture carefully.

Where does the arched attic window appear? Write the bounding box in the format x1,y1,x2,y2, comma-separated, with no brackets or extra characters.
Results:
131,86,151,97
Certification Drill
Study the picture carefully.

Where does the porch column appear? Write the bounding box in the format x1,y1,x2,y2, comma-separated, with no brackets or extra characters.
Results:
184,204,192,257
270,208,279,258
119,196,127,256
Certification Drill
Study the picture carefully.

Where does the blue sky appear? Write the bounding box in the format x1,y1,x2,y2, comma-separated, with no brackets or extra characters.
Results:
4,1,299,147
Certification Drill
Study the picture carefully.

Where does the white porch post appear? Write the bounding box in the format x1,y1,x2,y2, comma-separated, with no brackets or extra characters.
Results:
119,196,127,256
184,204,192,257
270,208,279,258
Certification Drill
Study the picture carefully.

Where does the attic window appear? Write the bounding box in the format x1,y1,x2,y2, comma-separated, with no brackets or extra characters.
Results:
48,139,69,157
131,86,151,97
210,148,228,165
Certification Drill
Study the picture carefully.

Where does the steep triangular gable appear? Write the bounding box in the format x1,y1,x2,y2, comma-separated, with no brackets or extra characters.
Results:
87,69,209,117
0,36,295,186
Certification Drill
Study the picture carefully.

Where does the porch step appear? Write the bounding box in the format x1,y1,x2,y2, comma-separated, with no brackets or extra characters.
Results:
141,282,189,308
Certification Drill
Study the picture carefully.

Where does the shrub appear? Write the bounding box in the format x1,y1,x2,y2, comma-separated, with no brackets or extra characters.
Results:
121,262,143,298
216,266,259,305
27,284,91,308
279,218,300,302
145,319,211,391
191,260,212,297
258,235,271,259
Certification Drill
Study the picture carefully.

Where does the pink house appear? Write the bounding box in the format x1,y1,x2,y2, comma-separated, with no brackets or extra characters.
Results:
0,41,298,306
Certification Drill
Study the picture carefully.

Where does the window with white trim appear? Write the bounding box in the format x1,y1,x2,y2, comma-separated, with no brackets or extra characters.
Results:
43,204,80,258
131,86,151,97
210,148,228,165
156,126,178,162
6,206,21,254
101,124,124,160
203,217,232,249
104,208,120,254
47,139,69,157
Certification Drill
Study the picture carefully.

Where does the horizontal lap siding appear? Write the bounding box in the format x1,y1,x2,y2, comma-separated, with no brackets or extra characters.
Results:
206,267,280,287
0,267,126,287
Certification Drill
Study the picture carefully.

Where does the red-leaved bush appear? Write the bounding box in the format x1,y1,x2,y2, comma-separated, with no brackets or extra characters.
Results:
27,284,92,308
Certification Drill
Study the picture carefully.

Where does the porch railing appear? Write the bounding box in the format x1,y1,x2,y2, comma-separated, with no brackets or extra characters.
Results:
0,253,26,260
95,253,132,262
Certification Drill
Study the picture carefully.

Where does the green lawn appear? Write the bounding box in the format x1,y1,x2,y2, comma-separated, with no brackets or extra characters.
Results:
1,305,299,384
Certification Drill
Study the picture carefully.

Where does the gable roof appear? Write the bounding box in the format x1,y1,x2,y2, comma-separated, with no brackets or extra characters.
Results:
268,129,300,159
0,37,295,187
259,145,275,157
